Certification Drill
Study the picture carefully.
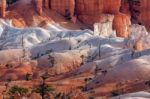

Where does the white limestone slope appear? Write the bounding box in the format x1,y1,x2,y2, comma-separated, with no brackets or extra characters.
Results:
111,91,150,99
0,19,150,79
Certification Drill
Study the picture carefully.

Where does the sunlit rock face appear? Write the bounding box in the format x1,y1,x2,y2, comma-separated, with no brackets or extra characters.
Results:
33,0,43,15
128,24,150,51
48,0,111,20
2,0,150,34
75,0,131,38
0,0,6,17
51,0,75,17
86,55,150,93
121,0,150,31
93,15,116,37
120,0,131,16
51,0,150,34
138,0,150,31
113,13,131,38
76,0,121,25
21,0,131,38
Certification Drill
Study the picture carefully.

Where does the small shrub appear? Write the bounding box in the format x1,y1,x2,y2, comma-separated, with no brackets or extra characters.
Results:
46,49,53,54
41,72,49,81
111,90,122,96
25,73,32,81
8,86,29,96
88,96,95,99
5,64,13,69
32,84,54,98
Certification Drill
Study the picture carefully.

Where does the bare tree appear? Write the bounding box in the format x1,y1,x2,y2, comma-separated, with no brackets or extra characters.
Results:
98,41,101,59
48,54,55,67
19,33,26,64
80,55,84,65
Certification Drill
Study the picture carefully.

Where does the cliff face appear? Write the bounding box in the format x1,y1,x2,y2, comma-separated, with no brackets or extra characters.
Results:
121,0,150,31
2,0,150,37
113,13,131,37
0,0,6,17
75,0,131,37
34,0,43,15
76,0,121,24
51,0,75,17
33,0,122,23
48,0,130,37
138,0,150,31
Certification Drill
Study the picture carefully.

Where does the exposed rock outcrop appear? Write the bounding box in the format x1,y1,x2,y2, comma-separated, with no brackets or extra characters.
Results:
87,55,150,93
51,0,131,38
37,50,83,75
138,0,150,31
0,0,6,17
77,0,132,38
76,0,121,25
93,15,116,37
51,0,75,17
113,13,131,38
1,0,150,33
121,0,150,31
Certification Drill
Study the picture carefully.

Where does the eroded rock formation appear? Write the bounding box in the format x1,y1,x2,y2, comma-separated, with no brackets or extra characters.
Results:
0,0,6,17
137,0,150,31
32,0,130,37
113,13,131,37
1,0,150,37
121,0,150,31
51,0,75,17
33,0,43,15
76,0,121,25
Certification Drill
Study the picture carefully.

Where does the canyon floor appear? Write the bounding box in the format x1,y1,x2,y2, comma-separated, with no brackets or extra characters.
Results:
1,0,150,99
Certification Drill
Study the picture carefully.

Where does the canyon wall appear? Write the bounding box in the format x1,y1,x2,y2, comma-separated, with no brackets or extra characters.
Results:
1,0,150,37
32,0,51,15
0,0,6,17
76,0,121,25
51,0,75,17
138,0,150,31
32,0,131,37
75,0,131,37
32,0,43,15
121,0,150,31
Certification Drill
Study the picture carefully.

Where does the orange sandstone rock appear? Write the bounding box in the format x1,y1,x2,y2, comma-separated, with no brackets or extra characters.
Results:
35,0,43,15
76,0,121,25
113,13,131,38
51,0,75,17
0,0,6,17
138,0,150,31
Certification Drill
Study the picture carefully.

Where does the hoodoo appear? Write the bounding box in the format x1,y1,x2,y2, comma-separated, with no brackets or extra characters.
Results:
0,0,150,98
0,0,6,17
1,0,150,34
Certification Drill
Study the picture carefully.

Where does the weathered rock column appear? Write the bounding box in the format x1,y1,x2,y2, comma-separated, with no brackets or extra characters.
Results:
45,0,49,9
112,13,131,38
51,0,75,17
35,0,43,15
1,0,6,17
138,0,150,31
